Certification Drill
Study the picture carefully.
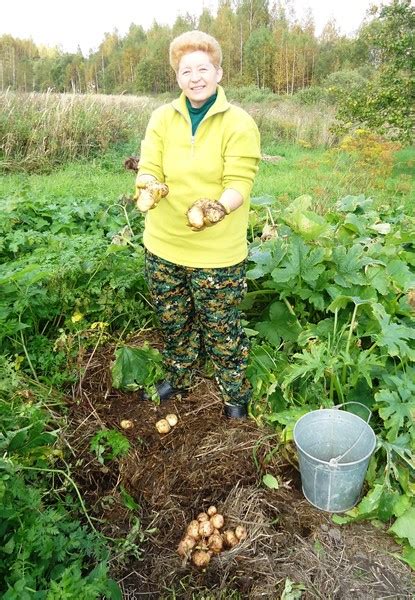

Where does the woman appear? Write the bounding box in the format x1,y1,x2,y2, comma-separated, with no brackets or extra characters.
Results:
135,30,261,418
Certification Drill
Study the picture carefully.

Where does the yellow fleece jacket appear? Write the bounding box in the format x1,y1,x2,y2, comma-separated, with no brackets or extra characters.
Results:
137,86,261,268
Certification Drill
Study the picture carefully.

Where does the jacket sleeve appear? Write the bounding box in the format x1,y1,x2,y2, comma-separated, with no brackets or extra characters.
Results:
137,107,165,182
222,116,261,201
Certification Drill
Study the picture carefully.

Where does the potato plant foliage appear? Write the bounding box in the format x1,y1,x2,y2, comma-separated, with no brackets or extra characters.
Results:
0,359,121,599
0,167,414,590
245,194,415,566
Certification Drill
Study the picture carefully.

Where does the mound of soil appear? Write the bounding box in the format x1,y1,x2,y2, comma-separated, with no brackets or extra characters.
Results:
67,336,414,599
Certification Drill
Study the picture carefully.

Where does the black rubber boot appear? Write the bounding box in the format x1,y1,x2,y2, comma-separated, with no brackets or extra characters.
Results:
143,381,181,402
224,403,248,419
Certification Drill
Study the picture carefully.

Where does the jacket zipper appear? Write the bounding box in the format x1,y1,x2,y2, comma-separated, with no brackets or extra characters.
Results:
191,134,195,158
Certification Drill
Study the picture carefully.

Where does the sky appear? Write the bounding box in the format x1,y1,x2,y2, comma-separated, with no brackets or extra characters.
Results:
1,0,379,55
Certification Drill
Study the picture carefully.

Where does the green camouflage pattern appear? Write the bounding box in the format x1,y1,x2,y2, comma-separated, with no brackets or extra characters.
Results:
145,251,251,406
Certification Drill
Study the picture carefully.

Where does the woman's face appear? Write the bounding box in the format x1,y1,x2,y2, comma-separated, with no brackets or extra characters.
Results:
176,51,223,108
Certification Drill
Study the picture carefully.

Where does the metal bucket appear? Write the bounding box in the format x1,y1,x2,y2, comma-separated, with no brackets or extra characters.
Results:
293,403,377,512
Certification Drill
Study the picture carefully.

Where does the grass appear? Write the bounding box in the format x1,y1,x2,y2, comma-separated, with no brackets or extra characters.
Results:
0,92,155,172
2,142,413,216
255,143,415,212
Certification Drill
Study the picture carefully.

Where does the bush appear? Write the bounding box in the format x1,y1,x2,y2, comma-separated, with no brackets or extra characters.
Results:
323,69,370,102
294,86,330,106
226,85,280,104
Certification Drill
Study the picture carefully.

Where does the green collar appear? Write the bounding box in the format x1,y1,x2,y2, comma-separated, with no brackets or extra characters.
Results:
186,93,217,135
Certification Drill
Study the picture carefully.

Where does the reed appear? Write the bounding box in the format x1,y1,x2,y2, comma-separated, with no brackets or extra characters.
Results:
0,91,158,172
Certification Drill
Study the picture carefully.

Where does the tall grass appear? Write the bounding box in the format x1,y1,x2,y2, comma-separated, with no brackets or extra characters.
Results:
1,90,336,173
0,91,157,172
248,101,336,148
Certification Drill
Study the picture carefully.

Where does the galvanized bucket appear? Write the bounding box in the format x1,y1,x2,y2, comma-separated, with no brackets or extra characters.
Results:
293,403,377,512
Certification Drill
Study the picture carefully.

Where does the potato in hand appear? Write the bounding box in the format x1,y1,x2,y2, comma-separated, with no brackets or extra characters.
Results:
186,199,227,231
134,180,169,212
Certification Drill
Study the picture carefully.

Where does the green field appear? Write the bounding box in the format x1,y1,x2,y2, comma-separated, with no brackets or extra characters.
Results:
1,93,414,597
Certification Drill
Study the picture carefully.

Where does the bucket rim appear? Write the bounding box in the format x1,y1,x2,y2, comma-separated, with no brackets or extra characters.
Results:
293,408,377,467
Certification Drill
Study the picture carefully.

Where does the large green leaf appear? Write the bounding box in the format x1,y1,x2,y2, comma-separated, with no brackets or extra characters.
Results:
111,344,163,391
271,237,326,285
336,195,374,213
255,301,302,346
387,259,414,292
389,507,415,548
282,195,331,240
376,375,415,442
332,245,366,287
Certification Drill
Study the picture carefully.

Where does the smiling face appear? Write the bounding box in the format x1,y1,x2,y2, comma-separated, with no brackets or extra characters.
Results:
176,50,223,108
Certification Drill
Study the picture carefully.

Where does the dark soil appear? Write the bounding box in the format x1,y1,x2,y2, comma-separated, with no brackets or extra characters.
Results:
67,334,414,599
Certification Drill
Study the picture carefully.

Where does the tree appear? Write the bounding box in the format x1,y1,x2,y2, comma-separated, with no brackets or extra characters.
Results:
244,26,275,88
336,0,415,142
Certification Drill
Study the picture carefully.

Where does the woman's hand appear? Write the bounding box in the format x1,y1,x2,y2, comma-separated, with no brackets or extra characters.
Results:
134,180,169,212
186,199,227,231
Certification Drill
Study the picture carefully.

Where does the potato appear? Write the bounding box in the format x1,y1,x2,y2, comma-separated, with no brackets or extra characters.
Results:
136,189,155,212
223,529,239,548
192,550,211,568
197,512,209,522
261,223,278,241
165,413,178,427
135,181,168,212
235,525,247,541
203,201,225,224
177,536,196,557
120,419,134,429
187,204,205,230
199,520,214,539
155,419,171,434
207,505,217,517
207,532,223,553
186,520,200,540
210,513,224,530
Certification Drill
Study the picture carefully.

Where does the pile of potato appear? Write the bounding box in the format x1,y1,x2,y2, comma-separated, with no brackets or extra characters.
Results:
177,506,247,568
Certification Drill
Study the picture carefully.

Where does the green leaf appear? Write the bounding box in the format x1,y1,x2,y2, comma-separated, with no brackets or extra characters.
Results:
271,237,325,285
105,579,123,600
262,473,280,489
375,319,415,361
389,507,415,547
376,386,415,442
255,301,302,346
355,483,384,517
282,196,330,240
111,344,163,391
327,295,373,312
366,265,390,296
255,321,281,346
400,545,415,570
120,486,140,511
387,259,414,292
336,195,373,213
332,245,366,287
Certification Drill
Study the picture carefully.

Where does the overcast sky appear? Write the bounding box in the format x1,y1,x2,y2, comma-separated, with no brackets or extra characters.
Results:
2,0,380,55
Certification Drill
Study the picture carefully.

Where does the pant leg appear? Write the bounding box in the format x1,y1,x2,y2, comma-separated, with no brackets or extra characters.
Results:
190,261,252,406
144,252,199,388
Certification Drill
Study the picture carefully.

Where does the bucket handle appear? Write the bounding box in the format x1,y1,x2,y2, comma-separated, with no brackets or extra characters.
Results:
334,401,372,423
329,402,372,466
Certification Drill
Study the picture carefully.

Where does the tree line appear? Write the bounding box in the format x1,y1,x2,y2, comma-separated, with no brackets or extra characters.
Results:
0,0,374,95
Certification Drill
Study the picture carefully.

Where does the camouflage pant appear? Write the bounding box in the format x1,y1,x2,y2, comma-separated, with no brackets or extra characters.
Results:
144,251,252,406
